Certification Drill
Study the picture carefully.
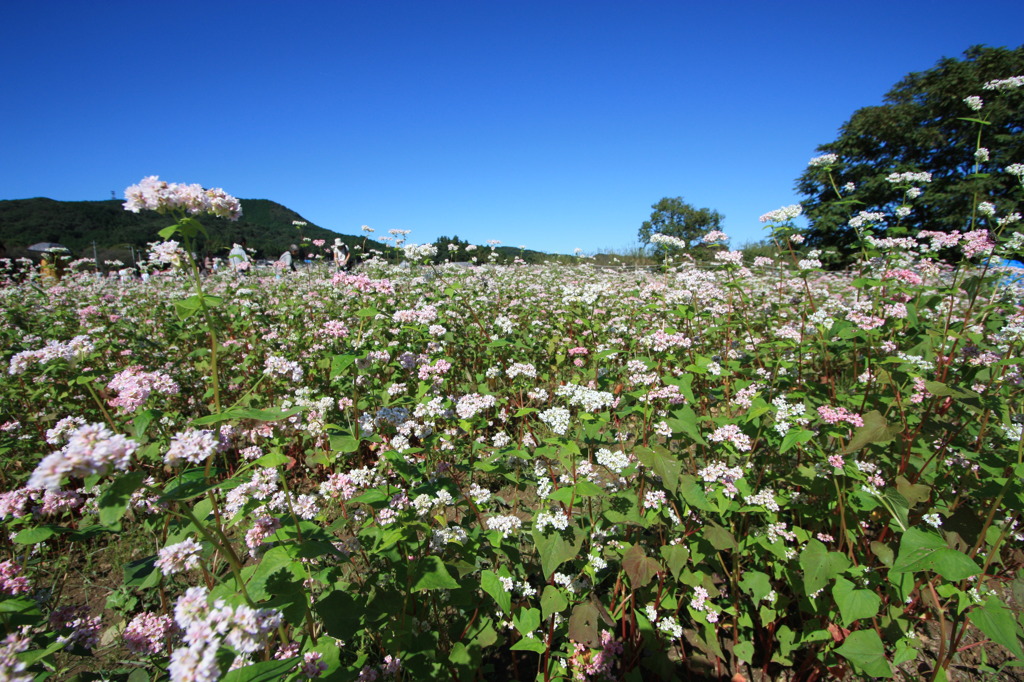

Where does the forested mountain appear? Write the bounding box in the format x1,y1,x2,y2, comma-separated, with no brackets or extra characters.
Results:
0,198,379,261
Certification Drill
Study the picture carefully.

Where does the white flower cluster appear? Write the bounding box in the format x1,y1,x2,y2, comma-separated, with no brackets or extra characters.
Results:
807,153,838,167
8,335,95,375
485,515,523,538
744,488,780,512
555,383,615,413
28,422,138,490
983,76,1024,91
759,204,802,223
263,356,304,382
848,211,887,229
402,243,438,261
649,233,688,250
539,406,572,435
168,586,281,681
595,447,631,474
455,393,497,420
155,537,203,576
963,95,984,111
505,362,537,379
124,176,242,220
165,428,221,466
886,171,932,185
535,509,570,533
148,240,187,267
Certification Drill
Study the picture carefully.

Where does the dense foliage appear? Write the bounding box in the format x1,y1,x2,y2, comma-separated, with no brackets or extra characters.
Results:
637,198,725,258
0,198,380,262
796,45,1024,262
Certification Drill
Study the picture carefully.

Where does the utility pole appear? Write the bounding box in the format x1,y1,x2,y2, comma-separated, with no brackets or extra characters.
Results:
93,241,99,272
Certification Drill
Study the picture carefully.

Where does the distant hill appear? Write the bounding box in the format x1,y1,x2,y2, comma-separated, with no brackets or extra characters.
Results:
0,197,383,262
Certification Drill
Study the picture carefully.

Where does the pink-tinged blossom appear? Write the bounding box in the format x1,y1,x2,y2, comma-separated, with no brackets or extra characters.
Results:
0,561,31,595
156,537,204,576
245,516,282,550
50,605,102,651
8,335,94,375
884,269,923,286
107,366,179,413
817,406,864,428
0,630,33,682
962,229,995,258
708,424,751,452
124,612,179,655
123,176,242,220
166,428,220,466
28,423,138,490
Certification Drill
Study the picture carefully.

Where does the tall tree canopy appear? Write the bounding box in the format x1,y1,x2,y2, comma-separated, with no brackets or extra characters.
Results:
638,197,724,256
796,45,1024,258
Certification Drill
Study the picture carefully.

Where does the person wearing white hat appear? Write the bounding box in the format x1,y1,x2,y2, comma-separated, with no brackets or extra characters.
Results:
332,238,351,272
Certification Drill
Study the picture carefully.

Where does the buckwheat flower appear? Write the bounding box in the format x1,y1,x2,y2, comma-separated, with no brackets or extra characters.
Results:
708,424,751,452
974,147,990,163
124,612,179,655
886,171,932,185
156,537,203,576
744,488,779,512
978,201,997,216
28,422,138,490
964,95,984,111
843,182,856,193
643,490,666,510
264,356,304,382
0,561,31,596
302,651,328,678
689,586,709,611
658,615,683,638
486,514,523,538
539,407,571,435
107,366,179,413
1006,163,1024,179
759,204,802,223
166,428,219,466
45,416,87,445
701,230,729,244
983,76,1024,91
535,510,570,532
808,153,838,167
848,211,886,229
923,513,943,529
51,605,102,651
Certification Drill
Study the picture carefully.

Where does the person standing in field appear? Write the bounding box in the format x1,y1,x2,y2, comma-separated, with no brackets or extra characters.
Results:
332,238,351,271
228,240,251,272
279,244,300,272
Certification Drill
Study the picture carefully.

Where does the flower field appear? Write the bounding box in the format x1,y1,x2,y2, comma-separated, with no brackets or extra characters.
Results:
2,215,1024,680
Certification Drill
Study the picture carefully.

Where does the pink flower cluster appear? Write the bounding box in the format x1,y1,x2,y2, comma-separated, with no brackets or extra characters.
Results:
123,611,179,655
8,335,94,375
817,406,864,427
0,561,31,595
28,422,138,490
570,630,622,680
107,366,179,413
50,605,102,651
123,176,242,221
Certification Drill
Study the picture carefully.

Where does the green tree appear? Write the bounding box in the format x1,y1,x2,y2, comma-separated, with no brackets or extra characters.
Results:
637,197,724,256
796,45,1024,258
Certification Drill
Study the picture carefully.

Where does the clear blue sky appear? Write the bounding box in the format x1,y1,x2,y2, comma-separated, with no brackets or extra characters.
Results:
2,1,1022,255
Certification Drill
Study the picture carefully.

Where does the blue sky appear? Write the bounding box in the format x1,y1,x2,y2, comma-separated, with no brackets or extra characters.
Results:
2,1,1022,255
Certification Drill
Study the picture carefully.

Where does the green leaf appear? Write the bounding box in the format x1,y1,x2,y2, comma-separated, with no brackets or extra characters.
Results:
355,306,379,317
832,578,881,626
633,445,680,493
659,544,689,581
799,539,850,596
510,634,547,653
734,640,755,664
835,629,893,677
316,591,363,641
622,543,661,588
843,410,902,453
513,606,541,635
411,556,460,591
704,521,737,551
157,224,180,239
781,428,814,454
738,570,772,603
895,476,931,507
669,406,707,445
971,596,1024,659
532,523,583,580
13,525,58,544
330,354,357,378
891,528,980,581
568,603,601,647
98,470,147,526
222,658,300,682
541,585,568,620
